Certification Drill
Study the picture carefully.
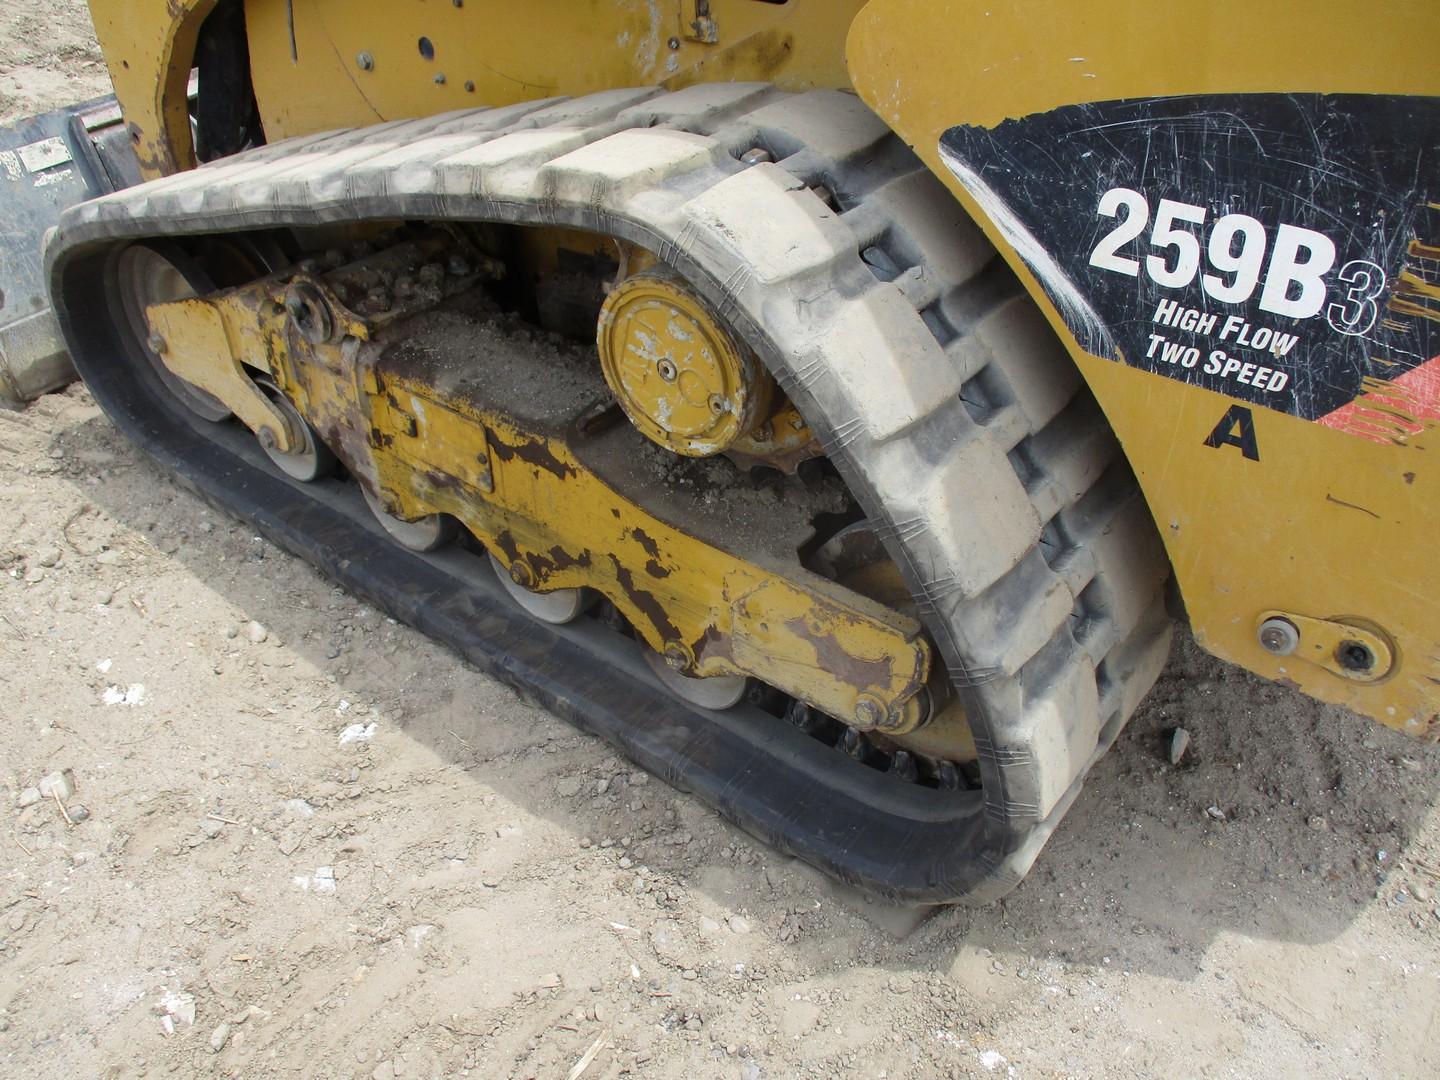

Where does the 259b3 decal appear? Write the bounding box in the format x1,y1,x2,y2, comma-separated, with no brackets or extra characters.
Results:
938,94,1439,433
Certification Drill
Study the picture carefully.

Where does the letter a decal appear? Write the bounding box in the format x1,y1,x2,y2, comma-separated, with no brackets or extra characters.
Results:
1203,404,1260,461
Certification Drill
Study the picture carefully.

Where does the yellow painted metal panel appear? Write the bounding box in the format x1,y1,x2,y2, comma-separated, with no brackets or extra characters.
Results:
847,0,1440,736
243,0,862,140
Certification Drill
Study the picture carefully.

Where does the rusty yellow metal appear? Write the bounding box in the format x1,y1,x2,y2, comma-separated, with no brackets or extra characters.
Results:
372,370,930,731
147,267,931,728
847,0,1440,739
85,0,215,177
145,295,299,453
597,271,773,458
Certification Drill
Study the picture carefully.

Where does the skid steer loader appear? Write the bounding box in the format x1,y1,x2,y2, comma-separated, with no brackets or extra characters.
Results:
42,0,1439,901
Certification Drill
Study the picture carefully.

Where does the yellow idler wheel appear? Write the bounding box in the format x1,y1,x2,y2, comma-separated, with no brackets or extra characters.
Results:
596,271,773,457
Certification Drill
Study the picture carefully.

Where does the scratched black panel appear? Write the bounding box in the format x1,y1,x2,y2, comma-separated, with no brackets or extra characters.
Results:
939,94,1440,422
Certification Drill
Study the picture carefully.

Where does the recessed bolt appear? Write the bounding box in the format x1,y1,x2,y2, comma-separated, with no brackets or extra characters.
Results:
146,331,166,354
508,560,533,589
662,642,692,672
463,80,475,93
433,72,447,85
1258,617,1299,656
667,36,681,50
355,51,374,71
656,358,678,382
1336,639,1375,673
445,253,471,277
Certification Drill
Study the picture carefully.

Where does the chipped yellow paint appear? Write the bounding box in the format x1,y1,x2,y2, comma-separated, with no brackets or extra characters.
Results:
597,271,773,458
147,267,932,731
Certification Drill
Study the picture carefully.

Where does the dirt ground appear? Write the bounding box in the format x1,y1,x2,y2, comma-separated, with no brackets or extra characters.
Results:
3,10,1440,1080
0,1,110,124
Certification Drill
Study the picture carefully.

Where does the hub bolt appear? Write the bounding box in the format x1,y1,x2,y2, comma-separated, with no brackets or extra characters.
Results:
662,642,693,672
656,358,678,382
508,560,534,589
1336,639,1376,673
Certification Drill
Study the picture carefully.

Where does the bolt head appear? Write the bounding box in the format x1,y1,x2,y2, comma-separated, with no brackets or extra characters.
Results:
145,331,166,354
667,36,681,50
355,51,374,71
508,561,531,588
656,358,678,382
740,147,773,166
257,428,277,450
1258,617,1299,656
853,699,883,728
433,72,447,85
662,643,690,672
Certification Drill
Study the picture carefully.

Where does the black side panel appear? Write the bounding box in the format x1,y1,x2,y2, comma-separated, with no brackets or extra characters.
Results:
939,94,1440,426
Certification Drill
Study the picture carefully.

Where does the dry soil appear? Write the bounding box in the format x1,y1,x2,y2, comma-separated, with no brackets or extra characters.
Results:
2,9,1439,1080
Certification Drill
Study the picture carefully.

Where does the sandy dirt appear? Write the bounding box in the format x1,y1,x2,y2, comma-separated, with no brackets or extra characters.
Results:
0,1,110,124
3,9,1440,1080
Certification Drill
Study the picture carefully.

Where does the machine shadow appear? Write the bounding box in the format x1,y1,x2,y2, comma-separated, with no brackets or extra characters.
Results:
59,410,1440,986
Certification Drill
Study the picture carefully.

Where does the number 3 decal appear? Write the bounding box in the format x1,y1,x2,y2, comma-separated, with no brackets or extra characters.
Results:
1325,260,1387,337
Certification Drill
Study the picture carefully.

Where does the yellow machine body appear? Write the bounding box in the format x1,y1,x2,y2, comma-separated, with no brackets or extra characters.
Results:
83,0,1440,740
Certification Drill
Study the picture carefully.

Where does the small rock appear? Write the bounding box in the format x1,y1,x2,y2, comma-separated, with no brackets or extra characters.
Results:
1168,727,1192,766
95,589,114,606
202,819,224,839
37,546,62,568
537,972,562,989
23,566,45,584
1413,882,1432,902
596,777,610,795
157,989,196,1028
224,625,238,640
557,777,582,798
209,1022,231,1053
728,915,751,935
68,805,91,824
1205,805,1226,822
245,621,268,644
16,788,41,809
38,769,76,801
684,1016,702,1031
372,1063,397,1080
313,866,336,893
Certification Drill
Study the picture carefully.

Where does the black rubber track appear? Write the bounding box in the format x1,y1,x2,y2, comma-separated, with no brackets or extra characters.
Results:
49,241,1003,904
